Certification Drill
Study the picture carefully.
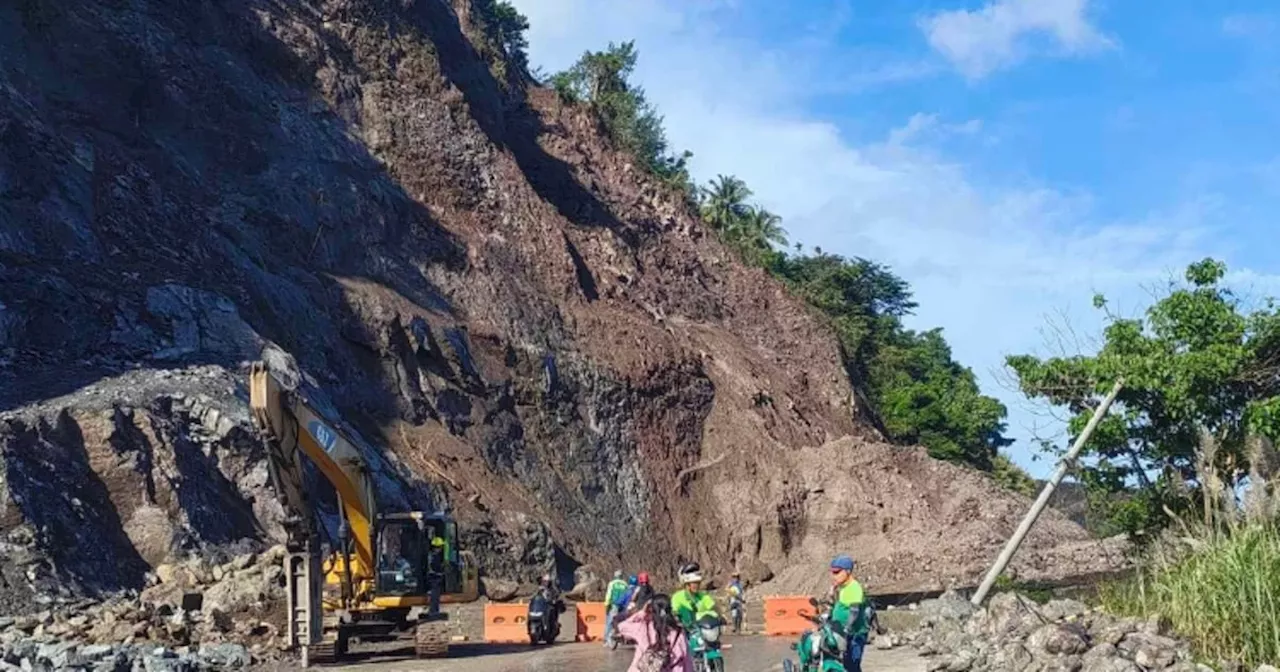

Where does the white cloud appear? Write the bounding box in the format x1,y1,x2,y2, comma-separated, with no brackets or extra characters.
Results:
1222,13,1279,41
920,0,1114,79
509,0,1261,476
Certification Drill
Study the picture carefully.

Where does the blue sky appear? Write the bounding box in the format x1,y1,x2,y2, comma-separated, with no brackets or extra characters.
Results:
510,0,1280,477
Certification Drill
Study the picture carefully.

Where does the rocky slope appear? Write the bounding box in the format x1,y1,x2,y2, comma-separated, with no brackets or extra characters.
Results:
0,0,1122,615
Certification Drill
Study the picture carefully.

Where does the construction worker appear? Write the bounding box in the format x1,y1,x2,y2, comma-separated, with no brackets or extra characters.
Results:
604,570,628,647
427,536,446,616
828,555,869,672
671,562,719,630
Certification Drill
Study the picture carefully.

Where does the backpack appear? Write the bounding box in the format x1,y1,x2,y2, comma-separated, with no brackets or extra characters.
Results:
636,629,674,672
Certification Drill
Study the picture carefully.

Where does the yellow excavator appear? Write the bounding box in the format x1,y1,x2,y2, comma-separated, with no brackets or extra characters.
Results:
248,362,479,666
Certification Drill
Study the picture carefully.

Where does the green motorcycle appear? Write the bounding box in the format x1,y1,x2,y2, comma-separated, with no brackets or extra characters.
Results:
687,614,725,672
782,597,848,672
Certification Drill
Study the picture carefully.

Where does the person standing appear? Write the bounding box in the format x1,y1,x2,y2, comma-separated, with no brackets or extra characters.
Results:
828,555,869,672
725,571,745,634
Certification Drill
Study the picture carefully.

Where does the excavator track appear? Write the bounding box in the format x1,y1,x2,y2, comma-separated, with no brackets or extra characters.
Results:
414,619,450,658
304,641,338,667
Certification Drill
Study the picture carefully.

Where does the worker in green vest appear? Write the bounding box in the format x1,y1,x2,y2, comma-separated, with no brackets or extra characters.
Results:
828,555,869,672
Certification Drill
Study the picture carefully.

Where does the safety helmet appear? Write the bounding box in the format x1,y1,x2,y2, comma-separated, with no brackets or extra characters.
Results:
637,572,650,585
731,569,740,576
613,569,623,579
628,574,638,585
678,562,703,584
431,536,445,548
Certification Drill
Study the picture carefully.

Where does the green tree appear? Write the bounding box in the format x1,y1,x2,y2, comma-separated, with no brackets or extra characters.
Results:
472,0,531,76
1007,258,1280,538
742,206,787,248
871,328,1013,467
549,42,692,188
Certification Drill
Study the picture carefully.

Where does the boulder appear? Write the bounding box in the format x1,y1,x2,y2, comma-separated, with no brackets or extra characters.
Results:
481,578,520,602
1118,632,1180,669
1039,599,1088,623
197,643,251,668
1027,624,1090,656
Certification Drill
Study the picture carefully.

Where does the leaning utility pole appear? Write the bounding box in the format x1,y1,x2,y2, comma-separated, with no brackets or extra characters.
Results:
970,378,1125,606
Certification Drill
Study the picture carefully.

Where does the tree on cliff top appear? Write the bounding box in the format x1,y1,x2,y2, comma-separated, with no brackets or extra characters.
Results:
542,39,1020,479
1007,258,1280,538
549,42,693,190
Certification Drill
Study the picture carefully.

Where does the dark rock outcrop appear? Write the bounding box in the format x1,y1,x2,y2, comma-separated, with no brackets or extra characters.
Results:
0,0,1122,610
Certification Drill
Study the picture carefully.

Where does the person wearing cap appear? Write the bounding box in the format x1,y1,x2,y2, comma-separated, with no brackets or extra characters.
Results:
604,570,628,646
829,555,868,672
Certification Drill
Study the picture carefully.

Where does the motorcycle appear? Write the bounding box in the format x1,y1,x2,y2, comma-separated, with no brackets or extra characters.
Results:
687,614,725,672
781,597,847,672
526,589,564,645
606,606,634,650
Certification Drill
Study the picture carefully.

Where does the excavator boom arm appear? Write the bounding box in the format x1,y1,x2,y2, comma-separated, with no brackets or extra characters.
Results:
249,362,378,573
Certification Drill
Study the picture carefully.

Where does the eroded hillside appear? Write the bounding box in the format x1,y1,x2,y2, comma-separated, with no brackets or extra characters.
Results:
0,0,1121,605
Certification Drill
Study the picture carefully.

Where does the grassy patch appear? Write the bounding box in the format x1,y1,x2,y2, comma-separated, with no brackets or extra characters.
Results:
1100,524,1280,667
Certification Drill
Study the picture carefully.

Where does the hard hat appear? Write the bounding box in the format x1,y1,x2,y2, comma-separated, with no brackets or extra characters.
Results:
678,563,703,584
628,574,638,585
614,569,623,579
431,536,445,547
637,572,650,585
731,569,741,576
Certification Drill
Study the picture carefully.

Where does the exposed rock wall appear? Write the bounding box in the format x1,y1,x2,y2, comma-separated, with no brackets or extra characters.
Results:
0,0,1122,607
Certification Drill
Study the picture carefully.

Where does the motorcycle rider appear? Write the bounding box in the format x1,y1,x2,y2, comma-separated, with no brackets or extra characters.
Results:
604,570,628,647
629,572,655,613
828,555,869,672
671,562,720,630
610,574,639,643
725,570,745,634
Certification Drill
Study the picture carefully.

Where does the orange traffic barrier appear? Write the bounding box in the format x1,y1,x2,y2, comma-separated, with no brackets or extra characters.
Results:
483,603,529,643
763,596,814,636
575,602,608,641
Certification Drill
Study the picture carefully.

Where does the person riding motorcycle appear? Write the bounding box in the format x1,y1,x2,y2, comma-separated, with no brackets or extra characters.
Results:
671,563,720,630
604,570,628,647
828,555,869,672
628,571,655,613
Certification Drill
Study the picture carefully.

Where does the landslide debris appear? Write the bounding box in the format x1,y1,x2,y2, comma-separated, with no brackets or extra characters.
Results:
908,591,1211,672
0,2,1124,660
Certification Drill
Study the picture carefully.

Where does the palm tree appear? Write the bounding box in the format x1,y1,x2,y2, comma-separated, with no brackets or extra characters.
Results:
742,206,787,249
699,175,753,233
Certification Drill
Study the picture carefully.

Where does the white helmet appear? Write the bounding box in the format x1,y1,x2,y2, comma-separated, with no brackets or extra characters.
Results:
678,562,703,584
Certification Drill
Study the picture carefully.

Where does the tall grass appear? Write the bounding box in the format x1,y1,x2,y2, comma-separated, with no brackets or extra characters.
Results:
1100,523,1280,667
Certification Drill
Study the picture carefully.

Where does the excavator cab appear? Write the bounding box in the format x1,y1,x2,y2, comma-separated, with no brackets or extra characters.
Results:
374,518,429,597
373,512,464,599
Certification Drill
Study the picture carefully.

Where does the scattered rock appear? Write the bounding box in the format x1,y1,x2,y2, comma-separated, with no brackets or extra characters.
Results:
908,591,1200,672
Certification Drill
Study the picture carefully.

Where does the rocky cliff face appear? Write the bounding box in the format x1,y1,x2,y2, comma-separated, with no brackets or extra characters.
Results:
0,0,1120,607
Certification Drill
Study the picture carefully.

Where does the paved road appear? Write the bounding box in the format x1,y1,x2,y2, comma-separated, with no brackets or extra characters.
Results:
327,636,929,672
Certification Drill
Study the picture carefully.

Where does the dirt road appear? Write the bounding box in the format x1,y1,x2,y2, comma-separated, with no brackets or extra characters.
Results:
323,637,929,672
